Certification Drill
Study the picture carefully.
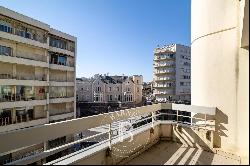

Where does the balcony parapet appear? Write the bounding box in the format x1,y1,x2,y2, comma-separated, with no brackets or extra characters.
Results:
0,99,47,109
49,97,75,104
49,64,74,71
0,31,49,49
0,54,48,68
0,118,47,133
0,103,217,165
49,81,75,87
49,46,74,57
0,79,48,86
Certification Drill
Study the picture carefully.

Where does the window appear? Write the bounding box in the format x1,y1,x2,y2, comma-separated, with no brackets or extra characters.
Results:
0,45,12,56
117,87,119,91
58,56,67,66
110,95,112,101
137,80,139,84
0,21,13,34
49,36,68,50
81,88,83,91
109,87,112,91
137,87,139,93
180,82,184,86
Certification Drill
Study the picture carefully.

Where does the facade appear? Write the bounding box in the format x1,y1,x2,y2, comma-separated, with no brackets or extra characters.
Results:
76,74,143,105
142,82,154,102
191,0,249,164
0,6,76,164
153,44,191,103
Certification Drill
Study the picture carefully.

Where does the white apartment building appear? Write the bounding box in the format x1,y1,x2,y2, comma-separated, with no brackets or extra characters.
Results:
0,6,76,164
76,74,143,105
153,44,191,102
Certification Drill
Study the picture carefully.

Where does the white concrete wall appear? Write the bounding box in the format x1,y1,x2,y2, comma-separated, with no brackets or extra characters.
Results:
191,0,249,163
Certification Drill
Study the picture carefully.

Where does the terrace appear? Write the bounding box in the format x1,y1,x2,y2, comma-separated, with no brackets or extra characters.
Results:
0,103,241,165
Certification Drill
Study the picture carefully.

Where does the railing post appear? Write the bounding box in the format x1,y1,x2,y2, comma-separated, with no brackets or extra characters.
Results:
151,112,155,128
108,123,112,150
190,116,193,126
176,110,179,123
204,114,207,128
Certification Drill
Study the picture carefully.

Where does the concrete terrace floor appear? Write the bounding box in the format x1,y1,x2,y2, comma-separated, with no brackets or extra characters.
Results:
124,141,241,165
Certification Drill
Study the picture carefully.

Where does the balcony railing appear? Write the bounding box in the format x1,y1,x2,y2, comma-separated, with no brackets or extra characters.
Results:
0,103,216,165
0,115,46,127
0,94,46,102
0,51,47,63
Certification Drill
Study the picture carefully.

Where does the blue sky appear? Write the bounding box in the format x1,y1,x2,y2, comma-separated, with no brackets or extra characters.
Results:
0,0,191,82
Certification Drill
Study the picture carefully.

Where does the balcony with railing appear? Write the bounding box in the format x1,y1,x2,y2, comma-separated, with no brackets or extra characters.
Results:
155,76,176,82
155,68,175,75
154,62,175,68
154,53,175,61
0,19,48,49
0,45,48,67
0,103,241,165
0,106,47,133
154,89,175,95
49,52,75,71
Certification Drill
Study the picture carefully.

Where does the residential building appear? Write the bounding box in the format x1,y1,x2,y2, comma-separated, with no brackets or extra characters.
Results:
153,44,191,103
0,6,76,164
76,74,143,105
142,81,154,103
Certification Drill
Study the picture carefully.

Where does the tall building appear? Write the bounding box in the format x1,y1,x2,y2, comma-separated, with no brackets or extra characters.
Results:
153,44,191,103
0,6,76,164
191,0,248,164
76,74,143,105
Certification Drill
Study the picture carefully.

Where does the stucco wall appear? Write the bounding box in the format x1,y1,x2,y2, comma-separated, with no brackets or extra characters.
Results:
191,0,249,163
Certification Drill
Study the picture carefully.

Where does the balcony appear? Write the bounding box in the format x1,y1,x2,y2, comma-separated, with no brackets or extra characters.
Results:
0,52,48,68
154,69,175,75
0,117,47,133
154,89,175,95
154,63,175,68
0,103,242,165
0,30,48,49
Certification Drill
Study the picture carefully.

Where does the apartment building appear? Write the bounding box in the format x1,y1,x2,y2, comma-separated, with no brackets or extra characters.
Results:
76,74,143,105
153,44,191,103
0,6,76,164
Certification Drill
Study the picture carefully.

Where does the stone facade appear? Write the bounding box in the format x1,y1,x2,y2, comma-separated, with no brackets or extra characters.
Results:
76,74,143,105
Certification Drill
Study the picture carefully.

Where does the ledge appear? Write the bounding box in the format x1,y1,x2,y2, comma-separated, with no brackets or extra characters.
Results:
0,55,48,68
0,99,47,109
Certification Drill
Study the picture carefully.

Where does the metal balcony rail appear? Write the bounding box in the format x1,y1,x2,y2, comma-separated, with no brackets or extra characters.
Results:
0,103,216,165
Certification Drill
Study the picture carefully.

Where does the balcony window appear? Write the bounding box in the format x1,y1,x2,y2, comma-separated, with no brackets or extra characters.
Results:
16,108,34,123
49,52,69,66
0,45,12,56
0,86,14,102
49,36,67,50
58,56,67,66
0,20,13,34
16,86,35,101
16,28,25,37
50,87,67,98
0,109,12,126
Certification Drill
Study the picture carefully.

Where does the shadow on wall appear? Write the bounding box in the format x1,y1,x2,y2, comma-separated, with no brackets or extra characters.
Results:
171,125,215,164
214,108,228,148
